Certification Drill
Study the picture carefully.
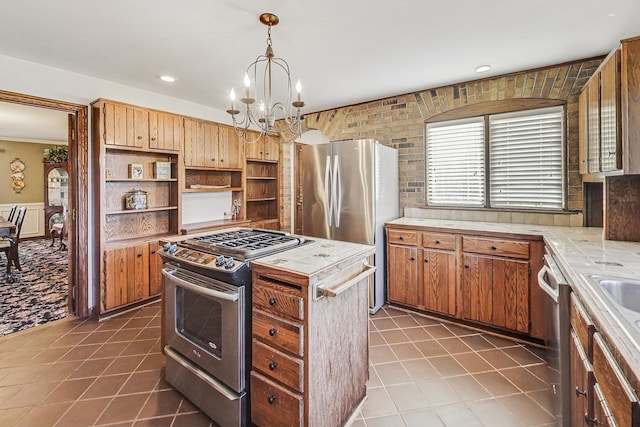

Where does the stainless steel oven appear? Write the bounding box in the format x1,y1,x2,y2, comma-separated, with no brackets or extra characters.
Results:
159,228,307,427
163,265,247,427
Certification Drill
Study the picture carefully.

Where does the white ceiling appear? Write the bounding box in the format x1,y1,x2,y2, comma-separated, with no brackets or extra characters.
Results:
1,0,640,142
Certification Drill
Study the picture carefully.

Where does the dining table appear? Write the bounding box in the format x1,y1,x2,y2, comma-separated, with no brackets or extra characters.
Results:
0,216,17,283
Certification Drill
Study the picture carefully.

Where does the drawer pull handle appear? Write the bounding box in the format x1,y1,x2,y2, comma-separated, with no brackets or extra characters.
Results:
269,362,277,370
584,413,597,425
464,264,470,269
269,328,277,336
575,386,587,397
435,240,441,244
424,259,429,263
399,236,404,240
268,298,277,306
491,245,497,250
268,395,276,404
410,257,415,261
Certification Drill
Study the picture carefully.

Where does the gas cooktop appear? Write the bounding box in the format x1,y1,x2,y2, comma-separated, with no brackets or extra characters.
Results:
159,229,306,284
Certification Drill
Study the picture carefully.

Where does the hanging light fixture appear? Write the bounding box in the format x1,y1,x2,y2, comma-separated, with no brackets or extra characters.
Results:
227,13,304,144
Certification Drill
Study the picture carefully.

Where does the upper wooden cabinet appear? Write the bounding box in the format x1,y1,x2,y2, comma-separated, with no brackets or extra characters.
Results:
579,36,640,175
101,101,181,152
245,133,280,162
184,118,243,169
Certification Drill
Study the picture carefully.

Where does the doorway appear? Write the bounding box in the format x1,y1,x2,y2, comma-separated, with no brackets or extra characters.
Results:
0,90,90,323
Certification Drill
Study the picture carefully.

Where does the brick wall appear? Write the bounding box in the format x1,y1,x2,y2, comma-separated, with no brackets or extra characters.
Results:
279,58,603,231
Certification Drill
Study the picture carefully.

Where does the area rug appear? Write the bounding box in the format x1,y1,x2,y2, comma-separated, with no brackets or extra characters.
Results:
0,237,69,336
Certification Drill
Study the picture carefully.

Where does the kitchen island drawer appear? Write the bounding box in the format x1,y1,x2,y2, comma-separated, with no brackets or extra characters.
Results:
253,309,304,356
252,338,304,392
593,333,639,427
251,371,303,427
421,232,455,250
388,229,418,246
253,278,304,321
462,236,530,259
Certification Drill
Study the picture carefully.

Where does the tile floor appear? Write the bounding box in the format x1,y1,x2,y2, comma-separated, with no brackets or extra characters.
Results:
353,306,557,427
0,302,557,427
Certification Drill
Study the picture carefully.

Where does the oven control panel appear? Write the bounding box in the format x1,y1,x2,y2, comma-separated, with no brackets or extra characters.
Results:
160,244,243,272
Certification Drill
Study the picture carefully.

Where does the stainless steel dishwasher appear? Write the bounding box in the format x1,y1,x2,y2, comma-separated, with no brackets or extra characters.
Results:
538,253,571,427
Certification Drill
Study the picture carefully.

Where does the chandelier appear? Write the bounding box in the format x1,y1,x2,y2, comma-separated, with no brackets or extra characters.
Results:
226,13,304,144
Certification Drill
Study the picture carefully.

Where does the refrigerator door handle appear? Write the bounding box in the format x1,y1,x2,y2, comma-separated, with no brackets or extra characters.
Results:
333,154,341,227
324,155,333,226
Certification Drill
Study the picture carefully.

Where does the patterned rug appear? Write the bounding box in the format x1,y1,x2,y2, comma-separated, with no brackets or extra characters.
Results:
0,237,69,336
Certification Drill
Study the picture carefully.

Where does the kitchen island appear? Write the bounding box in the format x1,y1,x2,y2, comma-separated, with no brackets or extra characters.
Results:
386,217,640,426
249,237,375,427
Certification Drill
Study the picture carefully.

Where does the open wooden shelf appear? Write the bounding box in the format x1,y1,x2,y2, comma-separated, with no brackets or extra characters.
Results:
106,178,178,183
183,186,243,193
247,197,277,202
106,206,178,215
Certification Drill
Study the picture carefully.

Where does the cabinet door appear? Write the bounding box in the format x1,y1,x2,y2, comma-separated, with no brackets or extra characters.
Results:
461,254,492,324
103,247,129,310
149,243,163,296
104,102,142,148
570,331,594,427
262,135,280,161
387,244,418,306
579,88,590,174
600,50,621,172
218,125,243,168
493,257,529,333
421,248,455,315
593,384,617,427
129,243,149,302
587,76,601,173
150,111,183,152
461,254,529,333
183,121,222,168
245,132,264,160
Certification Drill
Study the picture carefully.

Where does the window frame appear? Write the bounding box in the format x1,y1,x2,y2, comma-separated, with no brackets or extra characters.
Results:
425,100,567,212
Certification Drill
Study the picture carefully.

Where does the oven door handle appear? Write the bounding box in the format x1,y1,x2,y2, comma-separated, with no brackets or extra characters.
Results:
315,262,376,299
162,269,239,302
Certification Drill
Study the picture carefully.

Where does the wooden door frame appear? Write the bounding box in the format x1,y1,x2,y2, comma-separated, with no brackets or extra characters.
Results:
0,90,90,318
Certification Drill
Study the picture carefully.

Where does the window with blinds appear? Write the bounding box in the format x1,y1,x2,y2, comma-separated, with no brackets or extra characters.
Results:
426,105,565,210
489,107,564,209
426,118,485,206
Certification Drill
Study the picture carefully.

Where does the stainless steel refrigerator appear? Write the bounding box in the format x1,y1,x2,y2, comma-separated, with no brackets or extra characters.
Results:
301,139,399,313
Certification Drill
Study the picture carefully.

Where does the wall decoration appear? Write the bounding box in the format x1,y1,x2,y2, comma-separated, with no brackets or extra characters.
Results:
10,158,25,193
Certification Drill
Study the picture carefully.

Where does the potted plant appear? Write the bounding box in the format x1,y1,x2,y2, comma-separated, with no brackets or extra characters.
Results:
44,146,68,163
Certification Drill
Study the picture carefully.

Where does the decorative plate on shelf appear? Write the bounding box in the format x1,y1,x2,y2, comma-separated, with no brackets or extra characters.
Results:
10,158,25,172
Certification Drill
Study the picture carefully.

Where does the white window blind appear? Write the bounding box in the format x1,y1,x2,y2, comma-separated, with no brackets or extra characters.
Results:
426,118,485,206
489,107,563,209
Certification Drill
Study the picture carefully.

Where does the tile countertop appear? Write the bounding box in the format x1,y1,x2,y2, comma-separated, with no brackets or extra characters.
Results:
386,217,640,381
250,237,375,281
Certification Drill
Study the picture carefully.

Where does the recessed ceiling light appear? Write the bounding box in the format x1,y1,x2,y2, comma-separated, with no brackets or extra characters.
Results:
608,12,616,17
160,75,176,83
475,65,491,73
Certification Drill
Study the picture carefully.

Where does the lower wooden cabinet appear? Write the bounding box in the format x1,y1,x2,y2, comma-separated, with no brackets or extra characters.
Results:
386,225,544,338
387,244,418,306
101,240,162,313
570,331,594,427
460,254,529,333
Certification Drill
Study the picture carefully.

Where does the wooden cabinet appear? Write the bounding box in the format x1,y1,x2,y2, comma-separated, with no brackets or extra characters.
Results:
246,158,279,230
386,225,545,338
579,36,640,175
184,119,243,169
92,98,180,316
149,111,183,152
246,134,279,162
250,251,372,426
569,291,640,426
43,161,68,237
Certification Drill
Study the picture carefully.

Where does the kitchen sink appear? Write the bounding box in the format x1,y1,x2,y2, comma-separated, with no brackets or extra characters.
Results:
586,275,640,313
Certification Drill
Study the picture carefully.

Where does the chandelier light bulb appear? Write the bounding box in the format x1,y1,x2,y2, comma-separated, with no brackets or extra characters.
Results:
229,88,236,101
296,79,302,102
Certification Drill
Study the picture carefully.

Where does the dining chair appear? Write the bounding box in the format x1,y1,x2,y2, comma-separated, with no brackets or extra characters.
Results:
0,206,26,270
7,205,17,223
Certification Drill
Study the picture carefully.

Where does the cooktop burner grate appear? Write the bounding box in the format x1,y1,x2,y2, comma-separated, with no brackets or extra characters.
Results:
184,229,305,260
